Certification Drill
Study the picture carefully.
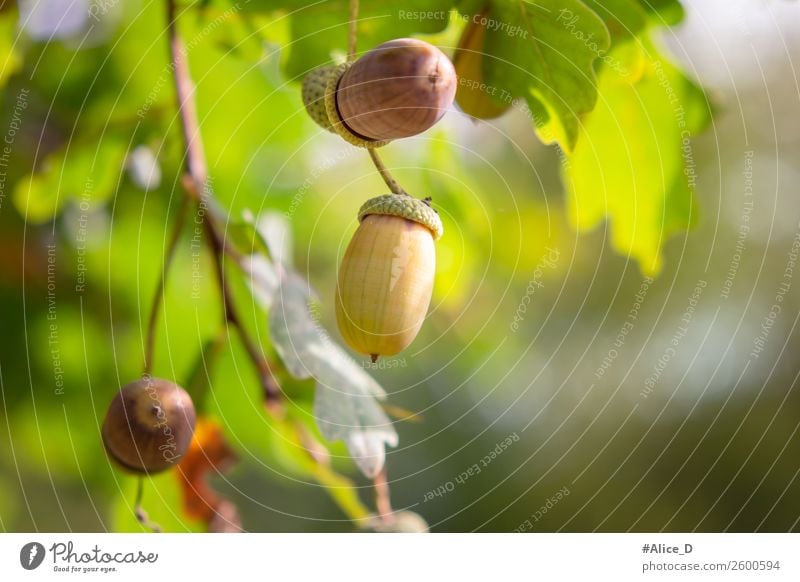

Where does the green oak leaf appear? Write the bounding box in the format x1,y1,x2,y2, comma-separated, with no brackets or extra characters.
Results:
582,0,648,79
260,0,453,79
637,0,684,25
563,37,710,275
482,0,610,152
583,0,646,47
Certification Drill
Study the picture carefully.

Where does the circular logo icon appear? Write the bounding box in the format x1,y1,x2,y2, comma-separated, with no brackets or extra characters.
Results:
19,542,45,570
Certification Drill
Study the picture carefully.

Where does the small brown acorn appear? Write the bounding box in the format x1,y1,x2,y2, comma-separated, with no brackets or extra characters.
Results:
454,12,512,119
334,38,457,141
102,377,196,474
336,194,443,361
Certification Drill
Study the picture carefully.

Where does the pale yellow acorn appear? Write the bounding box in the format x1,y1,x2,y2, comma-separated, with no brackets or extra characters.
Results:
336,194,443,362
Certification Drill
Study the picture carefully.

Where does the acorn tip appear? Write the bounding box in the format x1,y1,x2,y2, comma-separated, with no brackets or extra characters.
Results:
370,354,379,363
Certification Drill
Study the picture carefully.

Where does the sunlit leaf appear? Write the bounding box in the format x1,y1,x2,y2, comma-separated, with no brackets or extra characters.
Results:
481,0,610,151
563,36,711,274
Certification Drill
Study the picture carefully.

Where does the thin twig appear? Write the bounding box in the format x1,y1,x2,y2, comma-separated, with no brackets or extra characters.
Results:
166,0,282,414
368,148,408,196
168,0,207,191
346,0,406,196
143,196,189,376
204,218,283,414
374,468,393,524
347,0,358,60
134,477,162,532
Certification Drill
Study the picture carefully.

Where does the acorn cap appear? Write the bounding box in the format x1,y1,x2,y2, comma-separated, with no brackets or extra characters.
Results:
358,194,443,240
325,62,391,149
302,66,335,131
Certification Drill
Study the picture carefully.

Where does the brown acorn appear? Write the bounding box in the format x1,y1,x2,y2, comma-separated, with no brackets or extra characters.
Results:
454,12,512,119
102,377,196,474
336,194,443,361
333,38,457,142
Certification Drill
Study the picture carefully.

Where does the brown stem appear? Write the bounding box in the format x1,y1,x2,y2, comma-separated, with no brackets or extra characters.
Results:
204,217,283,414
348,0,358,60
374,468,393,523
168,0,207,190
368,148,408,196
166,0,282,414
143,196,188,376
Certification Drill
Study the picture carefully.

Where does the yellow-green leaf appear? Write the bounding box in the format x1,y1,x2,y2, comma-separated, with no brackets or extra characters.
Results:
483,0,610,151
563,37,710,275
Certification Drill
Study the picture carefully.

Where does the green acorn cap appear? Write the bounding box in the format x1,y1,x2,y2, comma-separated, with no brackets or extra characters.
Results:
302,66,335,132
358,194,443,240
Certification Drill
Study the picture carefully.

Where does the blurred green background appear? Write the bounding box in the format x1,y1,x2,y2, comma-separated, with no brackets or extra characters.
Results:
1,0,799,532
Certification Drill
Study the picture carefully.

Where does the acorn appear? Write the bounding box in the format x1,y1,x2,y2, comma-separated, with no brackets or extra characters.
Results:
454,12,511,119
102,377,196,474
336,194,443,361
302,65,336,132
330,38,457,143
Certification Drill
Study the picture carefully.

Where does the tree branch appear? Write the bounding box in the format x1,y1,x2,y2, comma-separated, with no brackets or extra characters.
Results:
166,0,282,414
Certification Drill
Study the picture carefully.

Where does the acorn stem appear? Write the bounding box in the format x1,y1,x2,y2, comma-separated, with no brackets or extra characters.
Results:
368,148,408,196
133,477,162,533
347,0,358,61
